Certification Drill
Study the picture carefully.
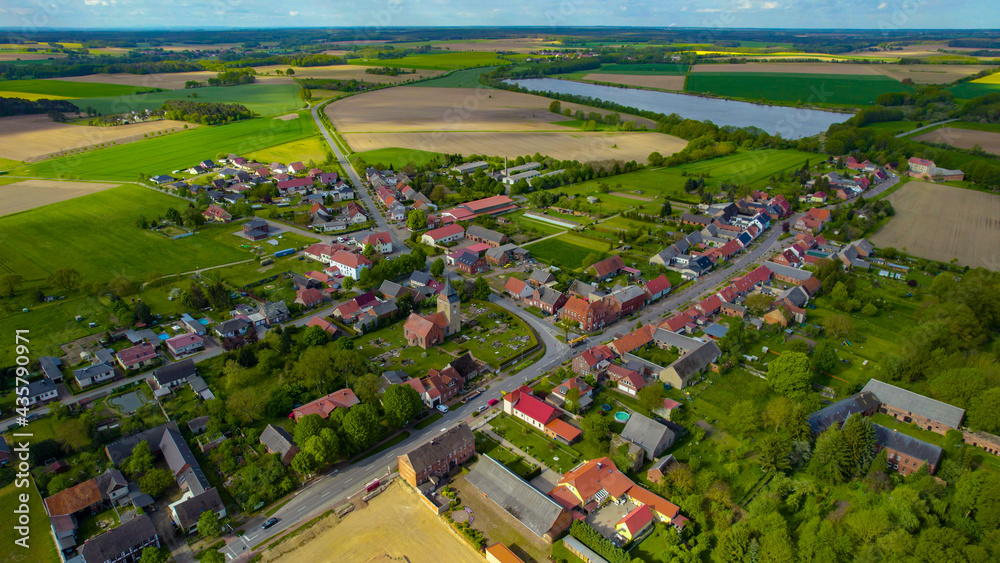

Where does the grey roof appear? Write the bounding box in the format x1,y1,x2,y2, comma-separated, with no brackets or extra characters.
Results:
680,213,712,225
567,280,603,299
668,341,722,382
159,427,210,495
466,225,507,245
216,318,249,335
611,285,646,304
529,269,556,285
563,537,607,563
764,261,814,281
807,392,880,435
80,514,158,563
861,379,965,429
621,413,675,458
400,424,474,474
382,370,409,386
188,376,209,393
379,280,405,298
778,286,810,308
456,252,481,267
702,323,729,339
371,299,398,317
465,455,564,538
173,488,224,530
260,424,297,457
652,328,700,352
154,359,196,386
721,301,747,313
27,378,56,398
534,286,565,307
105,422,180,466
73,362,114,380
261,301,290,319
187,416,210,433
94,349,115,364
873,424,944,467
408,271,433,287
650,247,678,265
39,356,62,380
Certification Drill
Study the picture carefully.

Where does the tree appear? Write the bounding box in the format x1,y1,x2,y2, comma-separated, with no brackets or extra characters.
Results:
47,267,81,291
581,412,611,449
138,547,170,563
766,352,813,397
303,429,339,465
758,436,791,472
648,151,664,166
353,373,382,404
638,384,664,413
124,440,154,477
292,450,320,475
730,400,760,436
660,201,672,218
811,341,838,374
133,301,153,325
342,403,381,450
199,550,225,563
0,273,24,297
563,388,581,414
967,388,1000,433
841,414,877,477
286,67,295,76
139,468,174,498
107,275,134,298
430,258,445,276
549,100,561,113
745,293,775,316
761,396,795,430
342,277,355,291
861,303,879,316
198,509,222,537
293,414,327,445
407,209,427,230
165,207,183,224
383,384,422,428
825,314,855,341
810,426,849,484
473,276,491,300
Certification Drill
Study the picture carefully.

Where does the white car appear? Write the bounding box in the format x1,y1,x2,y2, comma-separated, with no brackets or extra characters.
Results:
436,404,449,413
477,405,488,413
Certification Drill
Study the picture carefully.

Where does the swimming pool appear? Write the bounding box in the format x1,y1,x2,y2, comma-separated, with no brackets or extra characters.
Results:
614,411,630,422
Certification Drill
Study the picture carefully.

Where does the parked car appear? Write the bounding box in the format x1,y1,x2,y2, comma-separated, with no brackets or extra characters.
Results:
477,405,488,413
488,399,499,406
261,517,279,530
437,404,449,413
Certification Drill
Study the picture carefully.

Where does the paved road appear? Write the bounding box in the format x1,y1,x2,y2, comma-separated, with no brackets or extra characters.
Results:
310,101,410,253
896,118,957,138
862,171,900,200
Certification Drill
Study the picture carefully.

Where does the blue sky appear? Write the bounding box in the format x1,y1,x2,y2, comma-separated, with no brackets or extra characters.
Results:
0,0,991,30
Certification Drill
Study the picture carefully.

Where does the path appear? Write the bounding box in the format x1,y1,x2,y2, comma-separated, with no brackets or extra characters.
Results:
520,229,569,246
895,118,958,138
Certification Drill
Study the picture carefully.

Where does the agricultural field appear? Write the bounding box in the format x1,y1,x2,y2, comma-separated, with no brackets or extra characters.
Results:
411,67,498,88
266,482,482,563
691,62,883,76
870,63,992,84
244,133,332,164
253,64,445,83
862,120,920,135
13,113,315,180
913,126,1000,155
46,70,221,90
346,51,511,70
0,179,119,216
80,83,303,116
0,483,61,563
351,147,445,169
870,181,1000,269
0,78,158,98
0,114,196,162
685,72,909,106
579,73,686,91
599,63,688,74
526,232,612,271
948,81,1000,100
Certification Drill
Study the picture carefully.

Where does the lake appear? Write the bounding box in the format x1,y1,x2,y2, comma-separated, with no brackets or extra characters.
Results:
507,78,851,139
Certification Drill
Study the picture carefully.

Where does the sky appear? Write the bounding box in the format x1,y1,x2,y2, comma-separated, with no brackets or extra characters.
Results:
0,0,993,30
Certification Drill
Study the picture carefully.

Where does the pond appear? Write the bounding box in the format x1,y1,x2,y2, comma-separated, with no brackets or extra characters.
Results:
506,78,851,139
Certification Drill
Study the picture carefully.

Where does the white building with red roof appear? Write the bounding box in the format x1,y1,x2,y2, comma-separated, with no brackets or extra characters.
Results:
328,250,372,280
360,231,393,254
502,386,580,444
421,224,465,246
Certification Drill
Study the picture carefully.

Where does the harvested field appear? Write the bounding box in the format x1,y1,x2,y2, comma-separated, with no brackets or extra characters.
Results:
344,131,686,162
0,180,119,216
252,64,444,83
44,71,218,90
691,63,883,75
0,90,74,100
0,114,198,162
326,86,657,133
582,73,685,90
872,64,992,84
265,482,482,563
610,191,653,201
0,52,66,60
871,181,1000,270
913,127,1000,155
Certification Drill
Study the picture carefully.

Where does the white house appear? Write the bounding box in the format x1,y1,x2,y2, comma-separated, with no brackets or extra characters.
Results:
328,250,372,280
73,362,116,389
26,379,58,405
361,232,393,254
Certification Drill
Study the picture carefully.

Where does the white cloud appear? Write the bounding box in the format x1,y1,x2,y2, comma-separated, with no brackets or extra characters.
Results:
288,10,299,16
877,2,888,8
761,1,779,8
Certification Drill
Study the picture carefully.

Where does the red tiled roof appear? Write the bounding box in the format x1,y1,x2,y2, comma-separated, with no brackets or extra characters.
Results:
44,478,102,516
513,392,558,426
306,316,338,335
330,250,372,269
588,255,625,278
545,418,582,443
361,232,392,247
610,325,656,356
618,504,654,535
505,277,529,295
293,389,359,419
461,195,514,213
117,343,156,366
627,486,680,520
644,274,671,296
297,288,325,307
557,457,633,501
424,224,465,241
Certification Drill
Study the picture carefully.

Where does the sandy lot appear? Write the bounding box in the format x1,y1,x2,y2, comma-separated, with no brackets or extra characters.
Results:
582,73,686,91
871,181,1000,270
0,180,120,216
913,127,1000,155
872,64,992,84
253,64,444,83
0,114,197,161
266,482,482,563
327,87,657,133
344,130,685,162
691,63,883,75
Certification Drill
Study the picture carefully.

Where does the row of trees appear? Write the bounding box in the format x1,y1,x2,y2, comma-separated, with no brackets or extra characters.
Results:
161,100,253,125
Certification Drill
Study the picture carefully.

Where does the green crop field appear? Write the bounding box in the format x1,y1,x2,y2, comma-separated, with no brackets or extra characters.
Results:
79,83,303,116
686,73,909,106
0,483,61,563
598,63,688,75
14,113,315,180
675,149,819,186
949,81,1000,100
351,147,445,169
411,66,498,88
347,51,511,70
862,120,920,135
527,232,611,271
0,184,272,283
0,78,158,98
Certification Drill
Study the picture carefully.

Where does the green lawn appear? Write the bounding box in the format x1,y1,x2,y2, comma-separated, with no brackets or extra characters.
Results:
527,233,612,272
0,78,158,98
351,147,445,169
0,483,61,563
948,81,1000,100
508,212,570,237
475,432,538,479
347,52,510,70
862,120,920,135
686,73,910,106
13,113,315,180
598,63,689,75
488,414,583,474
79,83,304,116
411,67,498,88
0,296,110,363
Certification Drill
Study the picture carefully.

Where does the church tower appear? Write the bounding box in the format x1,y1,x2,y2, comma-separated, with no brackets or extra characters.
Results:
437,276,462,336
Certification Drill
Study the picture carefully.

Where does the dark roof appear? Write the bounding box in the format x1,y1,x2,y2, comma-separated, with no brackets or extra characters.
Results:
861,379,965,429
399,424,474,474
105,422,180,466
382,370,409,386
27,378,56,398
807,392,880,435
73,362,114,380
260,424,297,457
216,318,249,335
187,416,209,433
668,341,721,382
173,488,224,530
80,514,158,563
466,225,507,245
449,353,478,379
874,424,944,467
465,455,564,538
39,356,62,380
620,413,675,458
154,359,196,386
159,427,210,495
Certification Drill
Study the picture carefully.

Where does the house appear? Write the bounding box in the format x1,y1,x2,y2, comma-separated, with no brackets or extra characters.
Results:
559,296,609,332
421,224,465,246
528,269,557,287
406,365,466,407
504,277,533,300
79,513,159,563
566,280,605,302
874,423,944,475
403,279,461,349
398,423,475,487
153,359,196,389
485,543,526,563
150,175,175,184
720,301,747,318
292,389,360,420
571,344,616,378
609,325,657,357
616,504,655,543
609,364,646,396
295,287,328,308
658,340,721,389
860,379,965,435
452,161,490,174
25,378,57,406
241,218,271,241
440,195,518,223
260,424,299,465
214,318,249,339
39,356,63,383
807,392,881,435
644,275,672,301
621,413,675,458
587,255,625,281
793,208,831,233
503,386,580,444
165,333,204,357
455,252,489,275
201,204,232,223
466,225,508,248
71,360,115,389
115,343,157,371
328,250,372,281
548,377,593,411
907,157,964,181
764,261,816,286
360,232,393,254
465,455,571,542
526,287,567,315
608,285,648,317
646,455,678,485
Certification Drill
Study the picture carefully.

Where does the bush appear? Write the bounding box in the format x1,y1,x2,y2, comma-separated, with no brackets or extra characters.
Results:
569,520,631,563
